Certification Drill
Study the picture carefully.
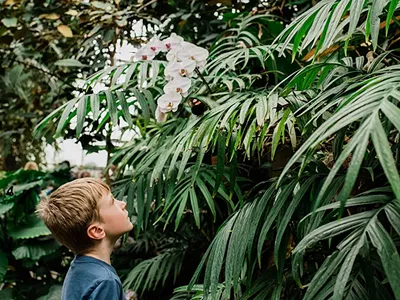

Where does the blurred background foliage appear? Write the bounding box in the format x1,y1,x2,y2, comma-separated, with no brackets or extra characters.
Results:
0,166,71,299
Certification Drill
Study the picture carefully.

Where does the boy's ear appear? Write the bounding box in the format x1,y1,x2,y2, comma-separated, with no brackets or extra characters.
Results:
87,223,106,240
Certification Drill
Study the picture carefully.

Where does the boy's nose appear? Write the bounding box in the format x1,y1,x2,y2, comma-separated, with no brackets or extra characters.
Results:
119,200,127,210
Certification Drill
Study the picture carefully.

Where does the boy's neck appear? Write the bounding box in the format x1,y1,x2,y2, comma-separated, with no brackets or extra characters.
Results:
84,237,117,265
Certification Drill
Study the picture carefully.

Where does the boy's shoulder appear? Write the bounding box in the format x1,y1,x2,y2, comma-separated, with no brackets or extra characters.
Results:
70,255,117,280
62,256,124,300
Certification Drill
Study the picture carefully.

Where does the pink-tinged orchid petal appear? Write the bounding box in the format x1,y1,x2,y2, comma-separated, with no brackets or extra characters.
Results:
146,38,166,54
162,33,184,52
134,46,156,61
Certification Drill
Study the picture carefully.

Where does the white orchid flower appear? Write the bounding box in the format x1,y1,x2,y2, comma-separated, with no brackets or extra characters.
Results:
134,46,155,61
155,106,167,122
146,38,165,54
178,41,209,66
166,47,182,62
164,59,196,79
163,77,191,96
157,92,182,113
162,33,184,51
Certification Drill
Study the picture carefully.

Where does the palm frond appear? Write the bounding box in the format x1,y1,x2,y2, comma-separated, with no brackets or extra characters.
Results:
123,249,185,296
188,175,319,298
293,192,400,300
171,283,227,300
114,165,240,234
279,64,400,211
275,0,400,59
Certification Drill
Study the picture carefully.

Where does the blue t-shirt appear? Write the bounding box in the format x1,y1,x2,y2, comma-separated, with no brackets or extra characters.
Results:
62,255,125,300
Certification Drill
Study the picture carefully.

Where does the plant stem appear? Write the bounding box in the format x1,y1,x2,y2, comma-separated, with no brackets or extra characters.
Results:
195,67,212,94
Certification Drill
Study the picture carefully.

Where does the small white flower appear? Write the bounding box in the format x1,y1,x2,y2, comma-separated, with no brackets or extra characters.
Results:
178,41,209,66
155,106,167,122
134,47,155,61
164,77,191,96
162,33,184,51
164,59,196,79
158,92,182,112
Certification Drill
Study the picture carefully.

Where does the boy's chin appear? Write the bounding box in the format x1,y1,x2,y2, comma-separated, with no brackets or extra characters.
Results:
122,220,134,234
126,221,134,232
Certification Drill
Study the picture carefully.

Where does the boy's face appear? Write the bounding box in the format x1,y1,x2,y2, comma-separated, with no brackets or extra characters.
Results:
98,192,133,240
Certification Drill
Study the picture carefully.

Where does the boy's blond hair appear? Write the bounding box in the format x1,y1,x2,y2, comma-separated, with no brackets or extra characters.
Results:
37,178,110,254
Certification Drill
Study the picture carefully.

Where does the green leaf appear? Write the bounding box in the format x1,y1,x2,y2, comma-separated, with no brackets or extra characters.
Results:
239,98,254,124
132,88,150,126
190,187,200,228
12,240,60,261
292,12,317,60
213,132,226,197
371,113,400,201
384,202,400,237
124,63,138,88
386,0,400,35
76,96,87,137
336,125,370,216
294,210,375,256
274,176,315,268
302,250,349,299
369,0,387,49
56,98,78,136
0,203,13,215
196,177,216,221
271,108,291,160
256,96,267,126
175,190,189,230
2,17,17,28
111,65,125,87
105,90,118,126
333,233,366,300
367,220,400,299
9,215,51,240
205,217,235,297
34,102,67,137
90,93,100,120
257,181,297,264
54,59,87,68
117,91,133,127
123,251,185,295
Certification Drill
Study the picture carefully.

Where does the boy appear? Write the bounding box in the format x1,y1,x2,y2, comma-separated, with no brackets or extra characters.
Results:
37,178,133,300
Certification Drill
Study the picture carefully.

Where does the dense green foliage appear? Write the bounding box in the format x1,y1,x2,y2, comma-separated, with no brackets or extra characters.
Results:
0,0,162,170
0,0,266,171
18,0,400,299
0,167,72,299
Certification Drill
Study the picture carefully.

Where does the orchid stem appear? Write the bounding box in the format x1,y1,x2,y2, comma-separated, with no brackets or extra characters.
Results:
195,67,212,94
